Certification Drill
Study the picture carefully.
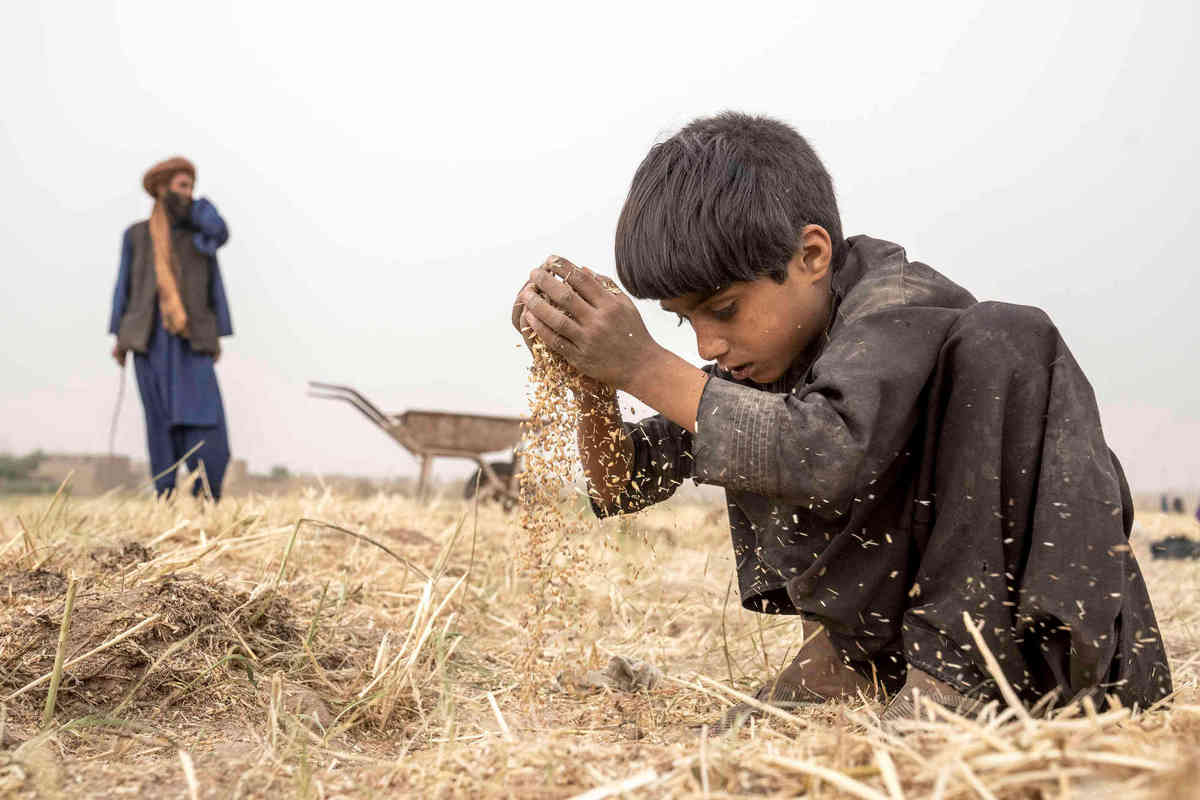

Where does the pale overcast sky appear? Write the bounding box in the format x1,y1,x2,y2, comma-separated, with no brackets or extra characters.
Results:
2,1,1197,491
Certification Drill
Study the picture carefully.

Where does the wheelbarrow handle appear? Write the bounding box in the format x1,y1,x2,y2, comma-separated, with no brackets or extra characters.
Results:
308,382,392,430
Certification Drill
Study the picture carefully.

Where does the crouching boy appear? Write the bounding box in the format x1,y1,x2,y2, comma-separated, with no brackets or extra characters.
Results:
512,113,1172,721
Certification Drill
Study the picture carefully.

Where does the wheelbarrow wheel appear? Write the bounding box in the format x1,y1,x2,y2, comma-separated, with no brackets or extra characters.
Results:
463,461,514,500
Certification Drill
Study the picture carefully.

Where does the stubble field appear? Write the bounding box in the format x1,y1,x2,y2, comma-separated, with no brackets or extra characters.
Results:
1,486,1198,799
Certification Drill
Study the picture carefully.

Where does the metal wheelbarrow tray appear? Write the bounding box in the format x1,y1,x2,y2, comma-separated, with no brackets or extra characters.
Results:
308,381,525,507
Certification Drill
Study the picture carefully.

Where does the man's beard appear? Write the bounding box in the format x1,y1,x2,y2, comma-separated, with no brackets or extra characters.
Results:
165,191,192,221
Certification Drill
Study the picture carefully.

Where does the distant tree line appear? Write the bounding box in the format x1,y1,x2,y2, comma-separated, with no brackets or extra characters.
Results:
0,450,54,495
0,450,45,480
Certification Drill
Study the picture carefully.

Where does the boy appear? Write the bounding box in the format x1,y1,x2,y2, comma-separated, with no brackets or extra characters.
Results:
512,113,1171,721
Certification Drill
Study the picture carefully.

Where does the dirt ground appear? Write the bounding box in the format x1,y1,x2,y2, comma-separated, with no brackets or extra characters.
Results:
1,488,1198,799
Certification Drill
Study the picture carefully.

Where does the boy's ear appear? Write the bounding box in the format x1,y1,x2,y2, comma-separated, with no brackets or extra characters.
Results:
796,224,833,284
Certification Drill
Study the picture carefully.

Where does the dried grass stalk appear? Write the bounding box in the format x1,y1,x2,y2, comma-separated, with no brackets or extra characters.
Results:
40,575,77,729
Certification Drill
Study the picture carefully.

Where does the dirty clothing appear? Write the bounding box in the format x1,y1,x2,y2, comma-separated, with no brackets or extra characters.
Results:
594,235,1172,708
109,198,233,499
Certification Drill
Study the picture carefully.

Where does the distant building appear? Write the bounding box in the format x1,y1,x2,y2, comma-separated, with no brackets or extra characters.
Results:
225,459,248,490
32,454,138,495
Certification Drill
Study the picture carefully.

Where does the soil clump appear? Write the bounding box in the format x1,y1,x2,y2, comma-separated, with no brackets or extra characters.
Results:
0,573,299,719
88,540,154,571
0,569,66,599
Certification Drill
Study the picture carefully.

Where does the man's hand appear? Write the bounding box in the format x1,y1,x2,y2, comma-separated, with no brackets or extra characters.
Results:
111,341,127,366
517,256,661,392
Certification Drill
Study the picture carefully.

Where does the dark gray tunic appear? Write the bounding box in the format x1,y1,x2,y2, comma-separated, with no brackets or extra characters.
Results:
595,235,1172,708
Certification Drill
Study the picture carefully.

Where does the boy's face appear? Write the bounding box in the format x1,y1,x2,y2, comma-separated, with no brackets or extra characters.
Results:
661,225,833,385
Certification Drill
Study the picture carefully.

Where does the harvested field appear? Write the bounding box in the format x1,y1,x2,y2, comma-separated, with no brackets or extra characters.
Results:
1,488,1198,799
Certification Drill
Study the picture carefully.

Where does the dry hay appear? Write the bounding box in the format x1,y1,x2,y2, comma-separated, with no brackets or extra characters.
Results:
0,484,1196,798
0,490,480,797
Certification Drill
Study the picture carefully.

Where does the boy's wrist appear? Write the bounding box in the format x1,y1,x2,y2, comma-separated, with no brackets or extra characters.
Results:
621,344,670,398
577,374,616,405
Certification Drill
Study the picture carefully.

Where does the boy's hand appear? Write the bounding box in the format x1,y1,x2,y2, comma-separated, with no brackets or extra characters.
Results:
518,256,660,392
511,280,538,352
111,341,127,366
513,280,610,401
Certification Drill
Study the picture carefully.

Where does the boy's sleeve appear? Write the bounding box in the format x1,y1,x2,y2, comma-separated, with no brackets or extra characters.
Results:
190,197,229,255
590,412,696,517
692,304,958,519
108,228,134,335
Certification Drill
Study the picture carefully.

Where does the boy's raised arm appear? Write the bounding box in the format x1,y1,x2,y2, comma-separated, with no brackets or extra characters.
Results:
575,379,633,510
576,383,698,515
513,257,702,514
518,259,710,433
511,269,637,511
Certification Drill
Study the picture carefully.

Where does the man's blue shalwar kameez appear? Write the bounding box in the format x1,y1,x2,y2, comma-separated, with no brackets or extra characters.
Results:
109,198,233,499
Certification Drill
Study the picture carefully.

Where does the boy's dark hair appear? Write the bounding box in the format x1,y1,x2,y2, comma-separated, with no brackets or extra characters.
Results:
615,112,845,300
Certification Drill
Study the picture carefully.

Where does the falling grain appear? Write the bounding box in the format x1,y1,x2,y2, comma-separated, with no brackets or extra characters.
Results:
516,255,613,691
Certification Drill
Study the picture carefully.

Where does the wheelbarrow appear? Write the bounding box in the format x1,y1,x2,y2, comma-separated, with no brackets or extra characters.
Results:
308,382,525,507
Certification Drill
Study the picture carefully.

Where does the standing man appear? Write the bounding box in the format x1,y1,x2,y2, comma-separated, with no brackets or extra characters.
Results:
109,156,233,500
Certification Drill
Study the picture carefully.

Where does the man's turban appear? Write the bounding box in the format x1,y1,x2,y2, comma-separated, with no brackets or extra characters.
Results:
142,156,195,198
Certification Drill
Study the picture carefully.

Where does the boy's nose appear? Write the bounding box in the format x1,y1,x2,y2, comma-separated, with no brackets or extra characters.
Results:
697,332,729,362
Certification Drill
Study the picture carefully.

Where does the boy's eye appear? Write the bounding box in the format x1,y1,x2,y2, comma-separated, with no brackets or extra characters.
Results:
711,301,737,321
